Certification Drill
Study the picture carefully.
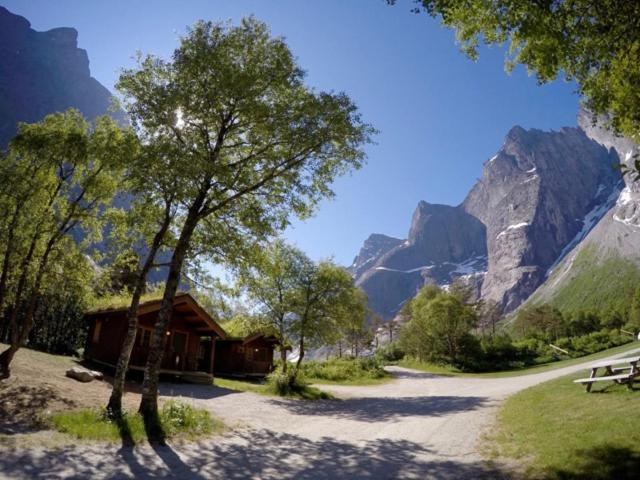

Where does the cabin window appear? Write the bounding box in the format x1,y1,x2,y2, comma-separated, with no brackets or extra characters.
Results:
92,320,102,343
252,347,269,362
136,328,151,348
172,332,187,354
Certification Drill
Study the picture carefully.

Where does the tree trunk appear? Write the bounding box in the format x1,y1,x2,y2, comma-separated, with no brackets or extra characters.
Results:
278,316,287,373
107,214,171,418
293,334,305,383
280,347,288,373
138,211,199,439
0,231,41,378
0,206,20,325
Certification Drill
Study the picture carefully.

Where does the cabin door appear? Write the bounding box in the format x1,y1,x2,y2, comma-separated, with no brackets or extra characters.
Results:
163,331,188,371
198,339,213,373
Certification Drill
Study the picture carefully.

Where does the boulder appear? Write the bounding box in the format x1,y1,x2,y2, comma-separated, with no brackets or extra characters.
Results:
66,366,101,383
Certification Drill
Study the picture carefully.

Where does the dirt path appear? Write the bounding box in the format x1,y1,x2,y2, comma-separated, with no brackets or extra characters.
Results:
1,347,639,479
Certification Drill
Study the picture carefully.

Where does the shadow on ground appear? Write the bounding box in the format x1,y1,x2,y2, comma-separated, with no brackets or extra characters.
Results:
267,395,488,422
547,445,640,480
159,383,239,400
0,384,75,434
0,428,509,479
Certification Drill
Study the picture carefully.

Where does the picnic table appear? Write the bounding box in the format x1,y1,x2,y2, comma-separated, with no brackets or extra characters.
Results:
574,355,640,392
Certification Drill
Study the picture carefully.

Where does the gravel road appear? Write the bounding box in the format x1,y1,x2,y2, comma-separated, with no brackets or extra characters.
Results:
2,347,638,480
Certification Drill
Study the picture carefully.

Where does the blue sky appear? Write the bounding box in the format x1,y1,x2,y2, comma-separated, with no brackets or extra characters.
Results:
3,0,579,266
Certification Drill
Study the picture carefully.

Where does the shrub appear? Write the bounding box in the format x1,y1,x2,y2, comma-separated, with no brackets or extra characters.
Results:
300,357,387,382
376,342,405,362
160,400,213,437
266,369,301,396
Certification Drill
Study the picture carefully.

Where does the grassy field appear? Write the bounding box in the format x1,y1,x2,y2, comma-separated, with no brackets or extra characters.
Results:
214,376,334,400
49,400,224,444
488,371,640,479
398,342,640,378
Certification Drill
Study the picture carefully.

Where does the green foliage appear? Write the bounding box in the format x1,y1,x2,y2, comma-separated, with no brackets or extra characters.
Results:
375,341,405,362
0,110,133,364
264,369,333,399
513,304,566,341
394,0,640,149
300,357,389,384
116,17,373,416
49,401,219,443
399,285,479,367
159,400,215,438
239,239,368,380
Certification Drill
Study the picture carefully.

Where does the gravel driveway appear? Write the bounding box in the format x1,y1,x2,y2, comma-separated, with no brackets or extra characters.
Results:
2,348,638,480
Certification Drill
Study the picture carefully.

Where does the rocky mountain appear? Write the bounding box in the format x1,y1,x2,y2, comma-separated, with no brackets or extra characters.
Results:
351,109,628,319
521,111,640,313
0,6,119,147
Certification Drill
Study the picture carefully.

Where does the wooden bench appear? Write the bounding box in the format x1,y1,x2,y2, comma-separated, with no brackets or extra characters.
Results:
574,373,634,389
574,355,640,392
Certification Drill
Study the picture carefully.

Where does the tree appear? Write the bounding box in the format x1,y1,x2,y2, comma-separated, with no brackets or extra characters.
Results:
513,304,566,341
238,240,307,372
115,17,373,430
477,299,502,336
103,144,178,418
390,1,640,153
400,285,478,365
0,110,133,377
240,242,367,375
290,261,362,379
629,285,640,330
332,287,370,358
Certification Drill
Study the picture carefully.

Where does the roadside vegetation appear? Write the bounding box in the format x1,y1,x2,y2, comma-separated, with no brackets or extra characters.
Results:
488,372,640,479
49,400,222,443
214,374,333,400
300,357,390,385
385,282,638,376
398,342,640,378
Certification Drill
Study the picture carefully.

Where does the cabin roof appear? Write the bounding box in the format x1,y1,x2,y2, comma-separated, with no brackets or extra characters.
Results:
86,293,227,339
217,333,280,345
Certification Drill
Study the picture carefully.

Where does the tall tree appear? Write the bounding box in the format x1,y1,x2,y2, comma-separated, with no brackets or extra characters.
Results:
290,261,361,378
115,17,373,430
0,110,133,377
390,1,640,151
238,240,306,372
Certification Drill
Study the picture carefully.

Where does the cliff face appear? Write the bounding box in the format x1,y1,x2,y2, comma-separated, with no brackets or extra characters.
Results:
352,112,625,319
0,6,120,147
349,202,487,318
462,125,620,312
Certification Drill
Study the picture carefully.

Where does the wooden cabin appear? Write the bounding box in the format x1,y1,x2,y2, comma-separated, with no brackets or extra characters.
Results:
214,333,279,377
85,293,227,384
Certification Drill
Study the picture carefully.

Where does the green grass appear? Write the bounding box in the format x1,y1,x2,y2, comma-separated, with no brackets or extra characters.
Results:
48,400,223,443
300,358,392,386
529,246,640,318
214,376,334,400
488,370,640,479
398,342,640,378
307,376,392,386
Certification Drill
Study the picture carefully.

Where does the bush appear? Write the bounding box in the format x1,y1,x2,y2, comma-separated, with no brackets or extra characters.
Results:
376,342,405,362
300,357,387,383
160,400,213,437
266,369,301,396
